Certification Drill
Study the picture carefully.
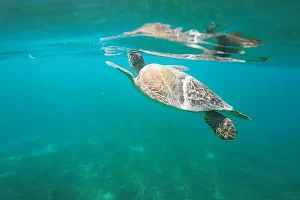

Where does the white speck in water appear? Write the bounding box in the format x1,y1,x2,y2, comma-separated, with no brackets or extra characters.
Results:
29,54,35,60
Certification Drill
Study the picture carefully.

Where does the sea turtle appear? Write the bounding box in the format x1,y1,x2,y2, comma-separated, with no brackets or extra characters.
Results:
105,51,251,140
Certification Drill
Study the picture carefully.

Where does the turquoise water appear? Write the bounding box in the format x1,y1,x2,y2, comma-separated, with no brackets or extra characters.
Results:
1,1,300,200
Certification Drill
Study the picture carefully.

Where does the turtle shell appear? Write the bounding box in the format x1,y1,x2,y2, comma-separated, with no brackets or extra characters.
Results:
134,64,233,112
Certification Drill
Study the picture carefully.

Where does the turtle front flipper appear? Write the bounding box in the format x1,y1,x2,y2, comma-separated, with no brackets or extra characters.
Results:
203,111,237,140
105,61,135,83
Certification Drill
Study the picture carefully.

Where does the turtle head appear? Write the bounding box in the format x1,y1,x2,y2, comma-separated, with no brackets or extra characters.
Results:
127,50,145,75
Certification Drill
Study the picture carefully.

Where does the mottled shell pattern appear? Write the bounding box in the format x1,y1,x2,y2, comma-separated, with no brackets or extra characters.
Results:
134,64,234,112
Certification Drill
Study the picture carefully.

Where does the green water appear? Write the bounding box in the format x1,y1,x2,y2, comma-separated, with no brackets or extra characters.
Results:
0,1,300,200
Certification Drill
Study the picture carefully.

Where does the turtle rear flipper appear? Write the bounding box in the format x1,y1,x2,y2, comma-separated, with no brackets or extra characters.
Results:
222,110,251,120
105,61,135,83
203,111,237,140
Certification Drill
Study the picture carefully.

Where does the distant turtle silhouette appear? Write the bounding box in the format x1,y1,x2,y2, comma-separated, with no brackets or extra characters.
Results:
205,22,265,57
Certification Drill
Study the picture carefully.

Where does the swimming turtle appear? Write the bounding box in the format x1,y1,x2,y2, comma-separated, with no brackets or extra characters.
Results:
105,51,251,140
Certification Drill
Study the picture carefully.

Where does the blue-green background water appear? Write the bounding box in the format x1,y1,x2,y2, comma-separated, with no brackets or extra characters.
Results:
1,0,300,199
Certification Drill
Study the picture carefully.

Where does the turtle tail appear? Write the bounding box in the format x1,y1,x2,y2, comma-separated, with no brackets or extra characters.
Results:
223,110,251,120
203,111,237,140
